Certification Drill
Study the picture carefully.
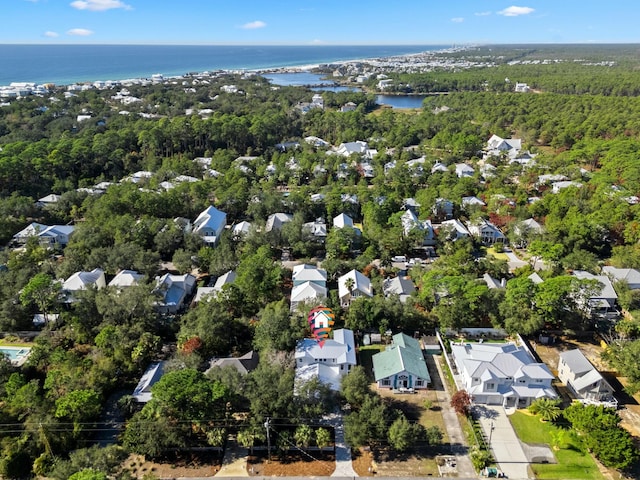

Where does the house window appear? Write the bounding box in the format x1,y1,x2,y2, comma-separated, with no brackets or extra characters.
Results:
535,379,543,383
415,379,423,387
519,379,526,384
340,365,344,370
382,379,391,386
487,382,495,390
473,377,479,382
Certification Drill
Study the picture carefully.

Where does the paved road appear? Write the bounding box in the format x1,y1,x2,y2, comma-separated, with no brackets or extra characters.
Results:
429,354,477,478
475,405,532,479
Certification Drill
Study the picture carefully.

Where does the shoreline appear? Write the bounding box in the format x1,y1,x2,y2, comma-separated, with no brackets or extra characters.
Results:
0,45,452,89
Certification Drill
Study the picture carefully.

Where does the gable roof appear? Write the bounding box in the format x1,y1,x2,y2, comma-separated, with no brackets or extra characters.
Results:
295,328,356,365
559,349,594,376
292,264,327,284
373,333,430,382
132,361,166,402
265,212,293,232
602,266,640,288
193,206,227,240
290,281,327,303
338,269,373,299
108,269,144,288
333,213,354,228
383,276,416,297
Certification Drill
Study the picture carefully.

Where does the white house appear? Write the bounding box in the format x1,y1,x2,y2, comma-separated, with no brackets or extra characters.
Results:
290,282,327,313
373,333,430,390
401,210,436,246
439,219,470,240
333,213,355,229
292,264,327,288
63,268,106,292
154,273,196,314
451,342,556,408
466,219,505,245
193,206,227,245
455,163,475,178
108,270,144,288
558,349,617,408
485,135,522,160
514,82,530,93
13,223,75,247
338,270,373,308
194,270,236,303
295,328,356,391
232,221,252,238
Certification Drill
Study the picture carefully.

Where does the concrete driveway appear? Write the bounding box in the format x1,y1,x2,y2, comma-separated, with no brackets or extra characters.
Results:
474,405,532,479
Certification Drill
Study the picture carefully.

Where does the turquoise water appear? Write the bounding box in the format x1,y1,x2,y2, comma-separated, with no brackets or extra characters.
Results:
0,44,442,86
376,94,428,109
0,346,31,361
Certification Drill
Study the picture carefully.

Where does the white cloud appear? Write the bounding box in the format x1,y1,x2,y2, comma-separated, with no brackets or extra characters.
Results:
67,28,94,36
241,20,266,30
311,39,327,45
498,6,535,17
451,17,464,23
44,31,59,38
70,0,132,11
475,11,492,16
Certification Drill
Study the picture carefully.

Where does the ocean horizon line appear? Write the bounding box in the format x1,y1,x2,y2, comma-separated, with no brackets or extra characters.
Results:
0,44,445,86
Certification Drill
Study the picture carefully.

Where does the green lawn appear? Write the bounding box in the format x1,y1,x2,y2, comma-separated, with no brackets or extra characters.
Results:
357,345,385,381
509,411,605,480
485,247,510,261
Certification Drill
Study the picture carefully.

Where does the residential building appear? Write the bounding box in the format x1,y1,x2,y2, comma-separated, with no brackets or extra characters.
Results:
572,270,618,317
295,328,356,391
439,219,470,240
373,333,430,390
193,206,227,245
558,349,617,407
602,266,640,290
206,351,259,376
132,361,167,402
12,222,75,247
467,219,506,245
432,198,454,220
485,134,523,160
401,210,436,246
383,276,416,304
290,281,327,312
265,212,293,232
303,219,327,239
451,342,556,407
108,270,144,288
455,163,475,178
62,268,106,302
292,264,327,288
333,213,355,229
338,270,373,308
154,273,196,314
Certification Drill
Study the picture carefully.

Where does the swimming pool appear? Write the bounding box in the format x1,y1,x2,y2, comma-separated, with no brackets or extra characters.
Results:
0,346,31,366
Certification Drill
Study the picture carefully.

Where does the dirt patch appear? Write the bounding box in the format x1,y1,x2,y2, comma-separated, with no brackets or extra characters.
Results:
352,447,375,476
123,452,222,478
248,452,335,476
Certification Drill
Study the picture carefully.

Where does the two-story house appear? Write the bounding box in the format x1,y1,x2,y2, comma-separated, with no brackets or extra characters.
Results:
558,349,616,407
193,206,227,245
290,264,328,312
338,270,373,308
294,328,356,391
451,342,556,408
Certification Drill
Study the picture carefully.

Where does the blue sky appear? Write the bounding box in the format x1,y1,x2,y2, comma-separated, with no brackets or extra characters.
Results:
4,0,638,45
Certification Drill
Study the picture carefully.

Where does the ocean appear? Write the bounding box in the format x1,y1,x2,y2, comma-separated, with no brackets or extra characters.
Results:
0,44,441,86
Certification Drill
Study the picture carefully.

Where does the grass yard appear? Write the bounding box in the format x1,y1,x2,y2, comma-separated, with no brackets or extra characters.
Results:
485,247,510,261
509,411,605,480
357,345,385,380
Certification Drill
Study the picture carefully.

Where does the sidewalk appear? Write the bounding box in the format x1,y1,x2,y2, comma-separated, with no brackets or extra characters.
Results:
430,355,477,478
215,437,249,477
475,405,532,480
321,412,358,477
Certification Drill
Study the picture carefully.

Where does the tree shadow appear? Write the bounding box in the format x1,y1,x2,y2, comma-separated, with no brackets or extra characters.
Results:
472,405,500,420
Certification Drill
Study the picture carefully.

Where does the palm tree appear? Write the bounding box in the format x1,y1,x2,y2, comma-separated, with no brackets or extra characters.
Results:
528,398,561,422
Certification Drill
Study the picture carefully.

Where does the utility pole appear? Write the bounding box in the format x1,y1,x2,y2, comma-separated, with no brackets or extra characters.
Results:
264,417,271,461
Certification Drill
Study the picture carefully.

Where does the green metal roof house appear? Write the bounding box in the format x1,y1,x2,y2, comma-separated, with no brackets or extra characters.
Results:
372,333,431,390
